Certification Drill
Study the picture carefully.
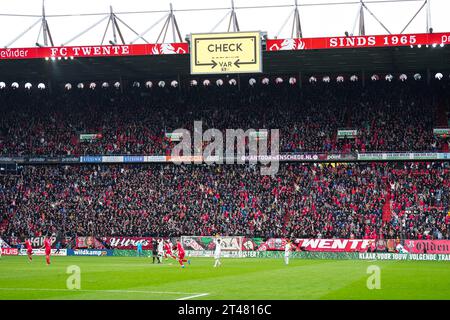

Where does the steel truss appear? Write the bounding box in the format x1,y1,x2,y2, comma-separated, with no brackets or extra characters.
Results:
2,0,435,48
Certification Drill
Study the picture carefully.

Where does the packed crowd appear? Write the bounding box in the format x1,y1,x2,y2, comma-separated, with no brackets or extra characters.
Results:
1,162,449,240
0,81,448,156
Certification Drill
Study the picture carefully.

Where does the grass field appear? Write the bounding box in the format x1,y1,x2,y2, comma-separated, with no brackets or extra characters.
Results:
0,256,449,300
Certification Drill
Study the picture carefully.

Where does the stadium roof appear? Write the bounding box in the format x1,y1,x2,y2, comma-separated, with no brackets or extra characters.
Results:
0,0,449,83
1,45,449,82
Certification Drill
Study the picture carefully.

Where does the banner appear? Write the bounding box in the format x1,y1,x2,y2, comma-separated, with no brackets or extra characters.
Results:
28,236,57,247
0,43,189,60
113,249,152,257
295,239,375,252
75,236,105,249
266,32,450,51
67,249,113,256
402,240,450,254
433,128,450,137
19,249,67,256
1,248,18,256
337,129,358,139
79,133,102,142
359,252,450,261
165,132,183,142
101,237,154,250
0,237,10,248
181,236,243,251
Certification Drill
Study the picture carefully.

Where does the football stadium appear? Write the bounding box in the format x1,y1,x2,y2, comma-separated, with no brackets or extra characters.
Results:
1,0,450,304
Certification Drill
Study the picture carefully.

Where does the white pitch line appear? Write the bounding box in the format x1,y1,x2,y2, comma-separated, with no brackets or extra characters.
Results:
0,287,207,297
176,293,210,300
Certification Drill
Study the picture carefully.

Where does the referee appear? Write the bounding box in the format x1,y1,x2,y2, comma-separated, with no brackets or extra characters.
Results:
152,239,158,263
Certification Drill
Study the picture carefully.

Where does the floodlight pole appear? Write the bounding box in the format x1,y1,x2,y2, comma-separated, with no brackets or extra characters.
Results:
291,0,303,38
41,0,54,46
358,1,365,36
227,0,240,32
275,0,303,39
426,0,431,32
3,0,54,48
101,6,126,45
361,1,391,35
156,3,183,43
400,0,427,34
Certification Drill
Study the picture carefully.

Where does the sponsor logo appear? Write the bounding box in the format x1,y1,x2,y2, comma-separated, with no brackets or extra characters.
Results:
1,248,18,255
72,249,109,256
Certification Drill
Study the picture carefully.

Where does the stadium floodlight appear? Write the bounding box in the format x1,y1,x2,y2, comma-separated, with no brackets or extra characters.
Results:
275,77,283,84
70,56,74,60
261,77,269,85
417,44,422,48
228,79,237,86
171,80,178,88
51,57,56,61
89,82,96,90
216,79,223,86
249,78,256,86
65,83,72,90
24,82,32,90
309,76,317,83
114,82,120,89
440,43,445,47
371,74,379,81
322,76,330,83
190,80,198,86
350,75,358,82
158,81,166,88
0,82,5,89
37,83,46,90
102,82,109,88
77,83,84,89
399,74,408,82
432,43,437,48
385,74,393,82
435,73,443,80
289,77,297,85
336,76,344,83
11,82,19,89
132,81,140,88
203,79,210,86
57,57,62,60
145,81,153,88
413,73,422,80
45,57,49,61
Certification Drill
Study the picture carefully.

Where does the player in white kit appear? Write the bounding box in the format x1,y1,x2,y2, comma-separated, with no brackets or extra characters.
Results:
213,237,222,267
157,239,165,263
284,240,293,265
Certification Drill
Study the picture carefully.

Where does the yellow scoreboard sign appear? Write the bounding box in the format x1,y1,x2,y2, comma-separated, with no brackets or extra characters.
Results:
190,31,262,74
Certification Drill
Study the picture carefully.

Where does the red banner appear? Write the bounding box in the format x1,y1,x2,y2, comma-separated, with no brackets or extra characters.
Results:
403,240,450,254
266,32,450,51
0,43,188,60
256,238,376,252
101,237,154,250
1,248,19,255
75,236,105,249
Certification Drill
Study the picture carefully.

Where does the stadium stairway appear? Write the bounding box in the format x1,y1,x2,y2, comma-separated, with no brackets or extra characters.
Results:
382,193,392,223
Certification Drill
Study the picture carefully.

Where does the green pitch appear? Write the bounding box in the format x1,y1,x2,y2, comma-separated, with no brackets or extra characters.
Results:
0,256,449,300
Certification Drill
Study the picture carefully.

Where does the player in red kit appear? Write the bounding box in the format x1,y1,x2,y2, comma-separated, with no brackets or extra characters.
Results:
25,239,33,261
164,240,177,260
42,236,52,265
175,240,190,268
